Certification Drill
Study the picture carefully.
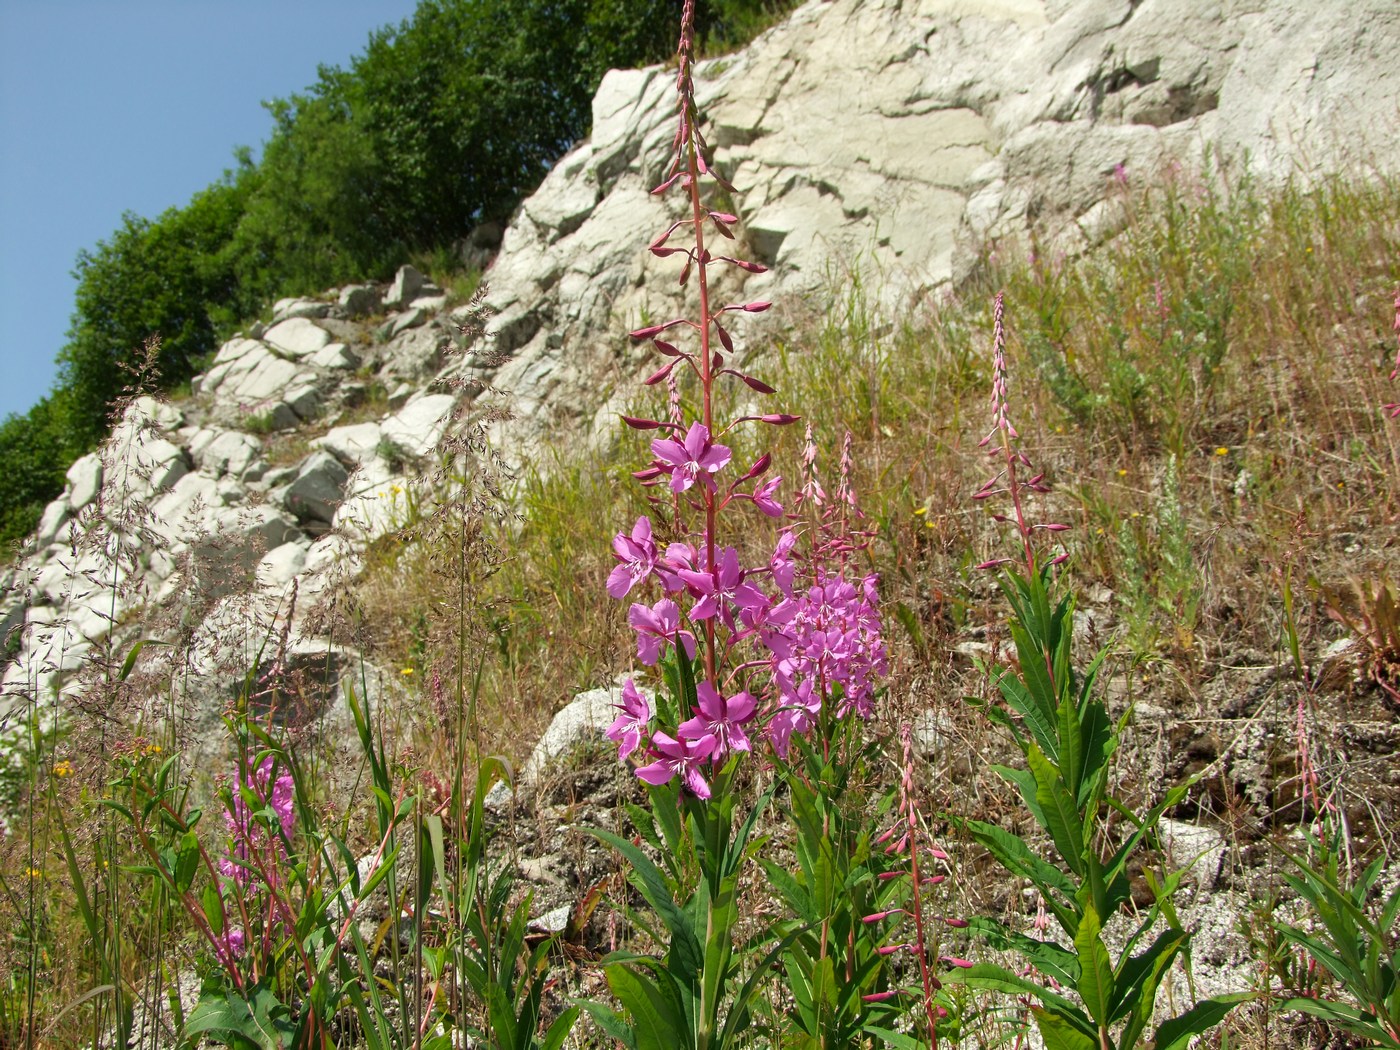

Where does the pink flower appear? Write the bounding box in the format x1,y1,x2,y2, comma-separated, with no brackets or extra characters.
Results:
751,475,784,517
677,546,768,629
607,516,673,598
770,530,798,595
679,682,756,761
220,754,294,887
651,422,731,494
628,598,697,665
605,679,651,759
636,731,718,797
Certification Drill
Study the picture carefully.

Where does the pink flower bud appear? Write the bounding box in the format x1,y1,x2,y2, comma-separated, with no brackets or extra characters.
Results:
862,991,901,1003
862,909,904,923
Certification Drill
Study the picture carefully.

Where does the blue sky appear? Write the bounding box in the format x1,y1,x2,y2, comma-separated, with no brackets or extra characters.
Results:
0,0,422,421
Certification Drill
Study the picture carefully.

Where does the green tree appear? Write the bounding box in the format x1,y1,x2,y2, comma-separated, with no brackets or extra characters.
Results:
0,397,68,549
57,175,251,450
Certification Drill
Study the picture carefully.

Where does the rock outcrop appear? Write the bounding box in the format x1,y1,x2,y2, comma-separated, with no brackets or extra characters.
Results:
468,0,1400,451
3,0,1400,735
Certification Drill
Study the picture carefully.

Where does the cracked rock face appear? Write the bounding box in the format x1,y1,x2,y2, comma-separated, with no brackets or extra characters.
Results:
467,0,1400,455
3,0,1398,745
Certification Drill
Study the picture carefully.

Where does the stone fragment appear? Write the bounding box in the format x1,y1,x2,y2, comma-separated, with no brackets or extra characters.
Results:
34,501,70,548
383,265,425,309
520,684,648,787
198,431,263,480
380,394,457,459
272,297,329,322
388,308,427,340
308,342,359,370
265,318,333,359
65,453,103,510
314,423,384,467
339,284,380,317
281,452,349,525
257,541,309,589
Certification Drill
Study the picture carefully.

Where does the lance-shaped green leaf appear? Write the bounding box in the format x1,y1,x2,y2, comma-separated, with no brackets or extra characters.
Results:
607,963,687,1050
1153,993,1254,1050
965,916,1080,988
1031,1007,1098,1050
1073,902,1114,1028
1028,743,1085,876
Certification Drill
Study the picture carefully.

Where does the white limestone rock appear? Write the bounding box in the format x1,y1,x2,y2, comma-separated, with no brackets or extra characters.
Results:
383,265,426,309
257,541,310,590
308,342,360,371
264,318,333,359
34,501,70,549
314,422,385,467
339,284,380,317
272,297,330,322
280,451,349,526
197,431,263,481
65,453,103,510
331,461,412,542
380,394,457,459
381,325,446,382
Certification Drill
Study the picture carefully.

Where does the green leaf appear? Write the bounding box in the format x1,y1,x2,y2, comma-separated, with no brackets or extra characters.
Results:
118,638,169,682
174,831,201,894
994,665,1059,762
202,883,225,936
358,844,401,901
965,917,1079,987
862,1026,924,1049
183,984,295,1050
1031,1006,1098,1050
540,1005,582,1050
1073,903,1113,1027
1154,993,1253,1050
1028,743,1085,876
1108,928,1185,1022
760,858,813,922
607,964,685,1050
957,818,1077,900
577,999,638,1049
587,827,702,976
942,963,1091,1028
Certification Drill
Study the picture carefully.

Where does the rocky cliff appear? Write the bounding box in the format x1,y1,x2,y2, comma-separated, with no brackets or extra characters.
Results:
4,0,1399,729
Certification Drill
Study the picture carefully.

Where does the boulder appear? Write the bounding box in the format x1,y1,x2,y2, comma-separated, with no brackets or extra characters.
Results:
272,297,330,322
280,452,349,525
308,342,359,371
197,431,263,481
257,541,310,590
331,461,412,542
383,265,426,310
339,284,380,318
264,318,333,359
387,307,427,340
34,500,70,549
520,683,650,787
315,422,385,468
65,453,103,510
382,325,446,382
380,394,457,459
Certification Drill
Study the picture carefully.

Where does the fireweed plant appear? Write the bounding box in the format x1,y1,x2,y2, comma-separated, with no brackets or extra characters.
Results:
583,2,895,1047
945,294,1249,1050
